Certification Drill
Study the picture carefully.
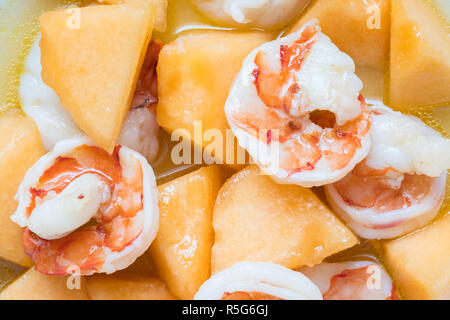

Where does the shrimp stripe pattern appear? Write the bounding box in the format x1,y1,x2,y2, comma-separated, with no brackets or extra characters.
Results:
225,21,371,187
23,145,143,275
11,137,159,276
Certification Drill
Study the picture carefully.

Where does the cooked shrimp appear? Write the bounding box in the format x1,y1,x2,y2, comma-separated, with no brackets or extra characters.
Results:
190,0,310,28
118,40,163,161
225,21,371,187
299,261,398,300
325,102,449,239
11,136,159,275
21,35,161,163
194,261,322,300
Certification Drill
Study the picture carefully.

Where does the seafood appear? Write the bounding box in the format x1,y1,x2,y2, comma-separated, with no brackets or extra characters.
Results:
194,261,322,300
326,103,449,239
11,136,159,275
190,0,310,28
20,36,161,162
118,40,163,161
299,261,398,300
225,21,371,187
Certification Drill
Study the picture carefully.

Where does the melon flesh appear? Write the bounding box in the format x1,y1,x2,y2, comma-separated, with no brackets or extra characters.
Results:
0,111,44,266
290,0,390,70
383,214,450,300
149,165,226,299
157,30,272,166
212,165,359,273
389,0,450,109
0,268,89,300
86,274,176,300
40,1,156,152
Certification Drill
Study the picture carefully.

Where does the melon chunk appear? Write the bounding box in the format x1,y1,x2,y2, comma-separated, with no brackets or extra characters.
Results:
383,214,450,300
157,30,272,166
0,111,44,266
99,0,167,32
0,268,89,300
290,0,390,70
86,274,176,300
149,165,225,299
211,165,359,273
40,1,156,152
388,0,450,109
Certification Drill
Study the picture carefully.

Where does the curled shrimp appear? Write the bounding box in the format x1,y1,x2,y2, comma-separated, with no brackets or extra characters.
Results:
190,0,310,28
299,261,398,300
194,261,322,300
225,21,371,187
11,137,159,275
326,103,449,239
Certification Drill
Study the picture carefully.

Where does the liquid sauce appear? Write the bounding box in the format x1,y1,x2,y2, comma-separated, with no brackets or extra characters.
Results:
0,0,448,292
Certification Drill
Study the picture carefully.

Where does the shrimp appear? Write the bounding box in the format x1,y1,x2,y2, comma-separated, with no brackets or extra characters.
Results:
299,261,398,300
21,35,161,163
225,21,371,187
194,261,322,300
11,136,159,275
325,102,449,239
190,0,310,28
118,40,163,162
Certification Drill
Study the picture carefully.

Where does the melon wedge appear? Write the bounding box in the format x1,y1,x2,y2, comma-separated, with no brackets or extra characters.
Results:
0,111,44,266
40,1,156,152
0,268,89,300
389,0,450,109
211,165,359,273
157,30,272,166
86,274,176,300
383,214,450,300
149,165,226,299
290,0,390,70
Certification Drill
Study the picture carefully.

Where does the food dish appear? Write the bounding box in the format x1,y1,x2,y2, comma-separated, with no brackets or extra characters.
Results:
0,0,448,300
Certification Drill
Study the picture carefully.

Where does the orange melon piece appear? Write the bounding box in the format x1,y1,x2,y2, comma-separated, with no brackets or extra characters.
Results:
290,0,390,70
212,165,359,273
86,274,176,300
0,111,44,266
157,30,272,166
149,165,226,299
0,268,89,300
40,1,156,152
99,0,168,32
383,214,450,300
85,254,175,300
388,0,450,109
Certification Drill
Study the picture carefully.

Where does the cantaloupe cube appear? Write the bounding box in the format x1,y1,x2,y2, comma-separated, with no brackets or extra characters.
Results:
99,0,168,32
0,268,89,300
383,214,450,300
0,111,44,266
388,0,450,109
149,165,226,299
86,274,176,300
157,30,272,165
40,1,156,152
212,165,359,273
289,0,390,70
